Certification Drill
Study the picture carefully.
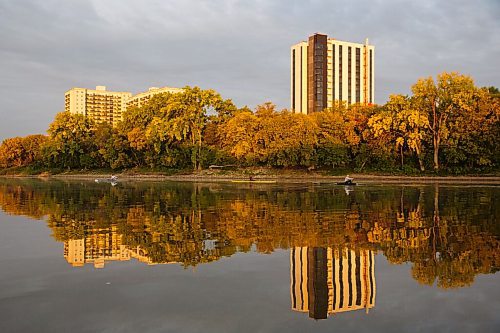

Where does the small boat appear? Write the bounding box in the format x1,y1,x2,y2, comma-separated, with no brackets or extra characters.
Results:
95,176,118,185
336,182,357,185
231,180,277,184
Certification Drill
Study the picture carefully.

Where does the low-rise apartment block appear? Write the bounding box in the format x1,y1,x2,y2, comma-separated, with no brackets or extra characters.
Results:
65,85,183,126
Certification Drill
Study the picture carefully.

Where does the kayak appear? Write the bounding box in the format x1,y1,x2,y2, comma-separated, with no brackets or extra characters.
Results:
336,182,357,185
231,180,277,184
95,176,118,186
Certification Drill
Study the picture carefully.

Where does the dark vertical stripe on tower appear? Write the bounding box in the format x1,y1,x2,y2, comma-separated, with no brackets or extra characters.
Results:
308,247,328,319
339,45,343,101
355,253,362,306
348,46,352,105
369,50,373,104
347,250,353,306
356,48,360,103
332,44,335,104
291,248,296,308
300,248,305,309
307,34,327,113
339,252,344,308
369,252,374,304
332,249,337,310
300,46,303,112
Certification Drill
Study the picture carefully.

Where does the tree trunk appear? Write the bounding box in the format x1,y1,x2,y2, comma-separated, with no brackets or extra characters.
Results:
433,133,440,170
432,184,440,261
197,129,202,171
400,145,404,169
432,101,440,171
415,144,425,171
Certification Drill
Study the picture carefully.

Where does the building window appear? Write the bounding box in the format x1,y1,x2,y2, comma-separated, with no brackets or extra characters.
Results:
339,45,343,101
356,47,360,103
332,44,335,102
370,50,373,104
300,46,303,110
348,47,352,104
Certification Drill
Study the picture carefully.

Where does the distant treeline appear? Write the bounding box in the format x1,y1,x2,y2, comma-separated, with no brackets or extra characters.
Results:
1,72,499,173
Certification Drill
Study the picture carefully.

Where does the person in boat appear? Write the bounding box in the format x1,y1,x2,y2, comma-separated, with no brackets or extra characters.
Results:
344,175,354,185
249,176,254,181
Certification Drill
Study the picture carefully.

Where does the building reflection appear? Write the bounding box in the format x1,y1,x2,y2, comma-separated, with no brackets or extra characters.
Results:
291,247,376,319
64,225,173,268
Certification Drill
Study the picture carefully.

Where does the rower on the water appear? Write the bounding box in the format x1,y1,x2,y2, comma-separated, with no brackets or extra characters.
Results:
344,175,354,185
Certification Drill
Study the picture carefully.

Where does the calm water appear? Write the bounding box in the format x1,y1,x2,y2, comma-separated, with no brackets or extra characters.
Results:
0,179,498,333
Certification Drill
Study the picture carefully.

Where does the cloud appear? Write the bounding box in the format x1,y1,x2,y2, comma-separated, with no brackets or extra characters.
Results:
0,0,499,140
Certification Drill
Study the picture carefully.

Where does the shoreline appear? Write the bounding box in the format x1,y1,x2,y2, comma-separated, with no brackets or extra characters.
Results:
2,171,500,184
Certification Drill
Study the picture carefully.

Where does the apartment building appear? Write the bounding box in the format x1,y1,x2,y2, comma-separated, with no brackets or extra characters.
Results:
64,86,132,127
291,33,375,114
65,85,183,127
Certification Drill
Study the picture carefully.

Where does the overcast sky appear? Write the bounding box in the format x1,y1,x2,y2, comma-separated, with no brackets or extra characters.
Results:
1,0,499,141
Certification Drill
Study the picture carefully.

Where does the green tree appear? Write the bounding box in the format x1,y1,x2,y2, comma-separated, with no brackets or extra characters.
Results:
159,87,236,169
411,72,477,170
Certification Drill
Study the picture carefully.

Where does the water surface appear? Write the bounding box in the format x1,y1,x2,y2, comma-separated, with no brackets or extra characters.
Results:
0,179,498,332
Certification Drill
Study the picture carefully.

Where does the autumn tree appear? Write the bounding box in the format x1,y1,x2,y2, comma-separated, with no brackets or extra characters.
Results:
42,112,97,169
0,134,47,168
312,109,352,168
411,72,477,170
119,87,236,169
93,123,133,169
219,109,260,164
369,95,428,170
443,88,500,170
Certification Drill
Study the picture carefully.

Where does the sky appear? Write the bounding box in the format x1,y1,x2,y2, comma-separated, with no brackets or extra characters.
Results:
0,0,499,141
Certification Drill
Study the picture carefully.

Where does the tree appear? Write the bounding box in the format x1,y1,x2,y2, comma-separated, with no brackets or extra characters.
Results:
219,109,259,164
369,95,428,170
118,87,236,170
411,72,477,170
160,87,236,170
42,112,97,169
94,123,132,169
312,110,351,168
0,135,47,168
444,88,500,170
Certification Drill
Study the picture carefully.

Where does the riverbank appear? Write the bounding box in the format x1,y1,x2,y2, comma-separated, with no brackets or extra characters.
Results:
2,167,500,184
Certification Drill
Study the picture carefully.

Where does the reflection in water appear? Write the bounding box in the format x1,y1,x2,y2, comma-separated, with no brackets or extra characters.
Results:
0,179,498,293
291,247,375,319
64,225,155,268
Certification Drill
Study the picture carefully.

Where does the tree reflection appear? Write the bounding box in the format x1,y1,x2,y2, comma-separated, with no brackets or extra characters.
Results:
0,179,498,289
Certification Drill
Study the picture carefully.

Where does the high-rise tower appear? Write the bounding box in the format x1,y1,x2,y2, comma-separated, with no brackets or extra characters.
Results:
291,33,375,114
